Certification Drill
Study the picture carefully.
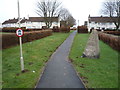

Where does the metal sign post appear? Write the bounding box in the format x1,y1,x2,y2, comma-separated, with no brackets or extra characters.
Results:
17,0,24,72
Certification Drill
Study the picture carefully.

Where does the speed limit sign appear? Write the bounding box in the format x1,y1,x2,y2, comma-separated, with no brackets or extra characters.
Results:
16,29,24,37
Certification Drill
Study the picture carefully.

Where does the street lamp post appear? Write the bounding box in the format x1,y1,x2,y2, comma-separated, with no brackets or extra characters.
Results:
18,0,24,72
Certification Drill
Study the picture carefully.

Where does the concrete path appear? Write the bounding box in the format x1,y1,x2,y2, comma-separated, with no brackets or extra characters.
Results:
36,31,85,88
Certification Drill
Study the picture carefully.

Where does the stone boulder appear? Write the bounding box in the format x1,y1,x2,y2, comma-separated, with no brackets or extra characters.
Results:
82,30,100,59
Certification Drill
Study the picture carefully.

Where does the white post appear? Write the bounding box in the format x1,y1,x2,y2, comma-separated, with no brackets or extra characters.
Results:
18,0,24,71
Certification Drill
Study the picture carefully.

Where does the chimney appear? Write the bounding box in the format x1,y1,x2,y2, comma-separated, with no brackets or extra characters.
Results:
27,14,29,19
88,14,90,18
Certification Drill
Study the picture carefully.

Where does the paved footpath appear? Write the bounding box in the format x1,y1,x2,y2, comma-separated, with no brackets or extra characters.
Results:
36,31,85,88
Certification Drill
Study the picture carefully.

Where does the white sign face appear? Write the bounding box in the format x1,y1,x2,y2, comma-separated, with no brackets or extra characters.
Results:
16,29,24,37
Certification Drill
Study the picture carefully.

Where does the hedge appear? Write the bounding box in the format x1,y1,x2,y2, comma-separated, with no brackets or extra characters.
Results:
60,26,70,33
104,31,120,36
77,26,88,33
2,27,43,33
70,27,77,30
2,30,52,49
52,26,70,33
98,32,120,52
2,27,27,33
52,26,60,32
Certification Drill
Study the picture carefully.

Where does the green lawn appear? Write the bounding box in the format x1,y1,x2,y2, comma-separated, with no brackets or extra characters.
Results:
2,32,71,88
69,34,118,88
0,50,2,89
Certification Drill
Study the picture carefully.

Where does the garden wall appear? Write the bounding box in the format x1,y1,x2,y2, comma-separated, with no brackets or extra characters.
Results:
2,30,52,49
98,32,120,52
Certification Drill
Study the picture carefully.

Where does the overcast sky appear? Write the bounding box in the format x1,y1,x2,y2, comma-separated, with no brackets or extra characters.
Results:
0,0,105,25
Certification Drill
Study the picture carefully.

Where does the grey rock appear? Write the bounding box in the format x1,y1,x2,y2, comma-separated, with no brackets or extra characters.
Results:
83,30,100,59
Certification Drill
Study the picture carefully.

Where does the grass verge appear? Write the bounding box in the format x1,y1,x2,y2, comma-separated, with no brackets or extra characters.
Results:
2,32,71,88
0,50,2,89
69,33,118,88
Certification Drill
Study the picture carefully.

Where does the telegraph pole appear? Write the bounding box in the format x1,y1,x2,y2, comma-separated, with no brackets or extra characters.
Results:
18,0,24,72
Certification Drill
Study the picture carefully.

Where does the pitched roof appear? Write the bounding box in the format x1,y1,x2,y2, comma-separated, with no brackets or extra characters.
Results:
2,17,59,24
29,17,58,22
89,16,118,23
2,18,28,24
20,19,28,23
2,18,18,24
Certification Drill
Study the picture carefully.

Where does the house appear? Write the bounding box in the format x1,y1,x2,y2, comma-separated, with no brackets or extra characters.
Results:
87,15,119,32
60,21,67,27
27,17,60,29
0,23,2,30
2,18,27,28
2,17,60,29
84,21,88,26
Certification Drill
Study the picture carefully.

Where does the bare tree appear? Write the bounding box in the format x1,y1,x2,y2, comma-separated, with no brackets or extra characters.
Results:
66,15,76,27
59,8,76,27
36,0,62,28
102,0,120,30
59,8,70,21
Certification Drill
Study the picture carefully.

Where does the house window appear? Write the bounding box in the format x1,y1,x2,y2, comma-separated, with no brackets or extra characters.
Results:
27,21,31,24
101,23,106,25
109,23,112,25
98,23,100,25
97,27,100,29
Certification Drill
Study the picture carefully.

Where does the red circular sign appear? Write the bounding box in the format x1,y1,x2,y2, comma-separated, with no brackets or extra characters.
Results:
16,29,24,37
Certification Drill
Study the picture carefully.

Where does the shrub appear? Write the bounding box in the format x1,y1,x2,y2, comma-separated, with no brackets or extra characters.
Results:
77,26,88,33
60,26,70,33
2,33,19,49
98,32,120,52
52,26,60,32
27,29,42,31
2,27,43,33
2,30,52,49
2,27,27,33
104,31,120,36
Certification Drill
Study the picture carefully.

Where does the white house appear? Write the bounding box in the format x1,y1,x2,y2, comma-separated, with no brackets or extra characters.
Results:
0,23,2,29
2,18,28,28
88,15,119,32
27,17,60,29
2,17,60,29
